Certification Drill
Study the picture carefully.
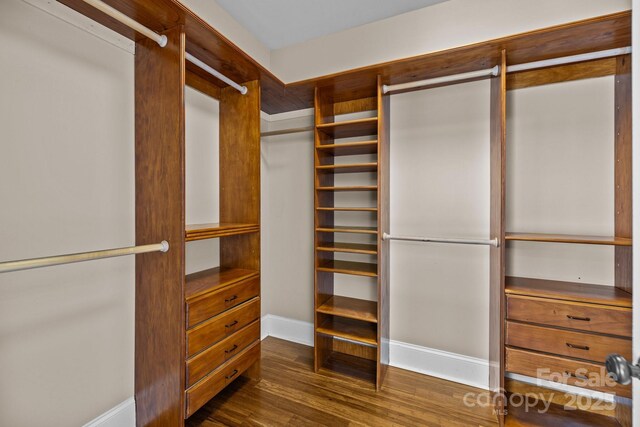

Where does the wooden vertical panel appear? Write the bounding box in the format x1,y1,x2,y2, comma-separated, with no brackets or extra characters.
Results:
489,50,507,426
220,80,261,272
376,76,390,390
614,54,632,427
314,87,335,371
135,26,186,427
614,55,632,295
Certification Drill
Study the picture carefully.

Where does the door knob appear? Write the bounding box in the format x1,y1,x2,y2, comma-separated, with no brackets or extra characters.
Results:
606,353,640,385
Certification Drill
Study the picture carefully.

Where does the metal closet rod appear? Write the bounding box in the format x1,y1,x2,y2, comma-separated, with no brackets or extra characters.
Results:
79,0,247,95
0,241,169,274
383,233,499,248
383,46,632,94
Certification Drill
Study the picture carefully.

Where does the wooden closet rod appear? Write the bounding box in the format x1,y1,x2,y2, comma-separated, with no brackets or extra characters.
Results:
0,241,169,273
383,233,499,247
79,0,248,94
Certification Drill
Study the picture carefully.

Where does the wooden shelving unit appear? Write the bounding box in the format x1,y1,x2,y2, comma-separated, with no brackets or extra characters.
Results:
505,232,632,246
316,242,378,255
316,225,378,234
185,222,260,241
316,317,378,345
185,267,259,301
494,53,634,425
313,79,390,390
315,141,379,156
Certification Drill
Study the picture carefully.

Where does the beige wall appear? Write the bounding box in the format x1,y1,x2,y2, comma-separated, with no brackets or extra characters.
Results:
270,0,630,82
0,0,134,425
261,76,615,360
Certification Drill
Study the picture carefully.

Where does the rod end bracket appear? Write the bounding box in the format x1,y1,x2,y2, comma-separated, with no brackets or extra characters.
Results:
160,240,170,253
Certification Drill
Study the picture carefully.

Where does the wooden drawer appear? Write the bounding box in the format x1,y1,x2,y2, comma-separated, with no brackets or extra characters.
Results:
507,294,631,337
187,298,260,357
185,340,260,418
506,321,631,363
506,347,631,398
186,320,260,387
187,276,260,328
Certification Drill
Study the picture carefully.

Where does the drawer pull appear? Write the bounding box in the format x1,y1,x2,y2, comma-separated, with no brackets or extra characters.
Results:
567,315,591,322
564,370,589,381
225,344,238,354
226,369,238,380
566,343,590,351
225,320,239,328
225,295,238,303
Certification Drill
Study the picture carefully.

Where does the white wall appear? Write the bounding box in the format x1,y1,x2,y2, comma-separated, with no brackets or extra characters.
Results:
0,1,134,425
270,0,630,82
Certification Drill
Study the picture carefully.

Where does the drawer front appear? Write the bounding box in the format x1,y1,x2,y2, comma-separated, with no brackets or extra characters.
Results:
506,321,631,363
187,298,260,357
187,276,260,328
507,295,631,337
186,320,260,387
185,340,260,418
506,347,631,398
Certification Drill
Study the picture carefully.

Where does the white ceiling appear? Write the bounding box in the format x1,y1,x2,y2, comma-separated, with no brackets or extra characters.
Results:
216,0,448,50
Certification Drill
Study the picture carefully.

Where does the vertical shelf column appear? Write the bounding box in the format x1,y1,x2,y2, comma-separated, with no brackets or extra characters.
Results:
376,76,390,390
135,26,187,427
314,87,336,371
489,50,507,425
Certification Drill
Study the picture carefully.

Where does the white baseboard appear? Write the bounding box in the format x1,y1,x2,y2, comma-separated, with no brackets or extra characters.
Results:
83,397,135,427
87,314,490,426
260,314,489,390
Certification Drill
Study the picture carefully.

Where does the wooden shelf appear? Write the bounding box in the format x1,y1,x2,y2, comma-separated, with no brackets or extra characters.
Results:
185,223,259,241
505,276,632,308
316,186,378,192
316,118,378,138
316,225,378,235
316,141,378,156
317,207,378,212
317,296,377,323
316,242,378,255
316,163,378,174
505,232,632,246
185,267,259,301
317,316,378,345
317,260,378,277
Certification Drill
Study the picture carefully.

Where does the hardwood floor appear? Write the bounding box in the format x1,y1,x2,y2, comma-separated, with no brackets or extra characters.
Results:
186,338,622,427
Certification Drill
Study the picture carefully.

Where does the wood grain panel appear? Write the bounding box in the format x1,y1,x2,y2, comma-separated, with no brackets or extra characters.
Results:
377,75,390,391
220,80,261,273
615,55,632,295
507,57,617,90
185,340,261,417
186,276,260,328
506,321,631,363
185,267,258,301
317,317,378,346
186,320,260,387
505,232,632,246
506,347,631,399
316,296,377,323
506,295,631,337
186,298,260,357
134,26,186,427
505,276,632,308
489,50,506,424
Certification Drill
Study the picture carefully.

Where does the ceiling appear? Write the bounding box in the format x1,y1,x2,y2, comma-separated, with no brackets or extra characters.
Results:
216,0,448,50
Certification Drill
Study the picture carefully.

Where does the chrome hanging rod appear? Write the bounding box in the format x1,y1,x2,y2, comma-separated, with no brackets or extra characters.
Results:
506,46,632,73
80,0,167,47
79,0,247,94
383,66,500,94
383,46,631,95
0,241,169,274
185,53,248,95
383,233,499,247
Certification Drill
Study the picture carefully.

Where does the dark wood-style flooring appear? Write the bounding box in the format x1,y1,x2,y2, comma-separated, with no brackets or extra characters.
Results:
186,337,621,427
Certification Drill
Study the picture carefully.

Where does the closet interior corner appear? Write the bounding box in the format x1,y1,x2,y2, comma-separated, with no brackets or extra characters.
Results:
3,1,636,425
